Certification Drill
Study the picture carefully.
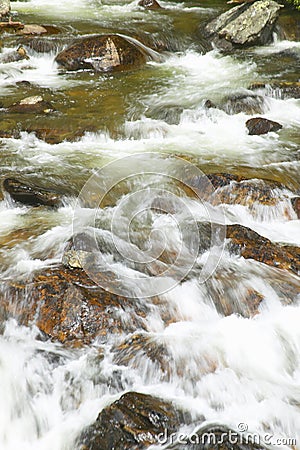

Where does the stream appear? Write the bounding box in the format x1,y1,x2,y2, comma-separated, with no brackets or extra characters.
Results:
0,0,300,449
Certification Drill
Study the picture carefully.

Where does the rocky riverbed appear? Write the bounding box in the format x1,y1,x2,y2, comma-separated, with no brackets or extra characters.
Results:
0,0,299,449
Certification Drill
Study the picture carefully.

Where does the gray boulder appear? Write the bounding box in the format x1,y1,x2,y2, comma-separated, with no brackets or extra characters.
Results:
205,0,282,49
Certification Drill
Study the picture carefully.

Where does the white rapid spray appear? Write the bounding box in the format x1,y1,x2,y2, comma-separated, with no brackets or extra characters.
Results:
0,0,300,448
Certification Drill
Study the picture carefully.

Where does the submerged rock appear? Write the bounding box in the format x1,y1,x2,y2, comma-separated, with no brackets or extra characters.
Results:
76,392,186,450
0,46,29,64
0,119,20,138
187,173,288,208
20,36,70,54
25,126,95,144
7,95,55,114
113,333,172,378
204,0,282,49
3,177,62,207
246,117,283,135
221,93,266,115
55,34,151,72
249,81,300,99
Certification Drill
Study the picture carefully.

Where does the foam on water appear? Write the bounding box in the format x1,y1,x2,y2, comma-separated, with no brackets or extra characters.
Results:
0,54,85,91
1,0,300,448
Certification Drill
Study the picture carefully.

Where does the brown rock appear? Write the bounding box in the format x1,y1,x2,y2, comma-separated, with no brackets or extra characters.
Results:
7,95,55,114
205,272,265,318
246,117,283,135
186,173,286,209
292,197,300,219
76,392,186,450
17,24,48,35
55,34,149,72
25,126,94,144
226,224,300,275
113,333,171,378
3,177,62,207
1,265,149,346
249,81,300,99
138,0,162,9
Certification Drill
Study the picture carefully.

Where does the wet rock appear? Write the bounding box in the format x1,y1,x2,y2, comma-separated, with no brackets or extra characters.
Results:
204,0,282,49
20,37,69,54
25,126,94,144
170,424,264,450
205,270,265,318
146,104,184,125
62,232,96,269
187,173,283,207
113,333,171,378
0,119,20,138
55,34,149,73
16,24,48,36
249,81,300,99
0,45,29,64
1,265,149,346
212,178,282,207
204,99,216,109
76,392,186,450
292,197,300,218
7,95,55,114
221,93,266,115
3,177,62,207
15,80,32,87
226,224,300,275
138,0,162,9
246,117,283,135
62,230,177,280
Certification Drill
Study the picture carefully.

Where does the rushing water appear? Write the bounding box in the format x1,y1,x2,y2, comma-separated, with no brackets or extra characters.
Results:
0,0,300,448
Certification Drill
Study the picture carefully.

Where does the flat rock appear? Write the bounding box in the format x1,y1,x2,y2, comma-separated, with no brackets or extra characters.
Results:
16,24,48,36
55,34,150,72
246,117,282,135
205,0,282,49
3,177,62,207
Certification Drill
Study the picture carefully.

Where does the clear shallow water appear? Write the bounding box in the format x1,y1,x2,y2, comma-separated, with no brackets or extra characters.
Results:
0,0,300,448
